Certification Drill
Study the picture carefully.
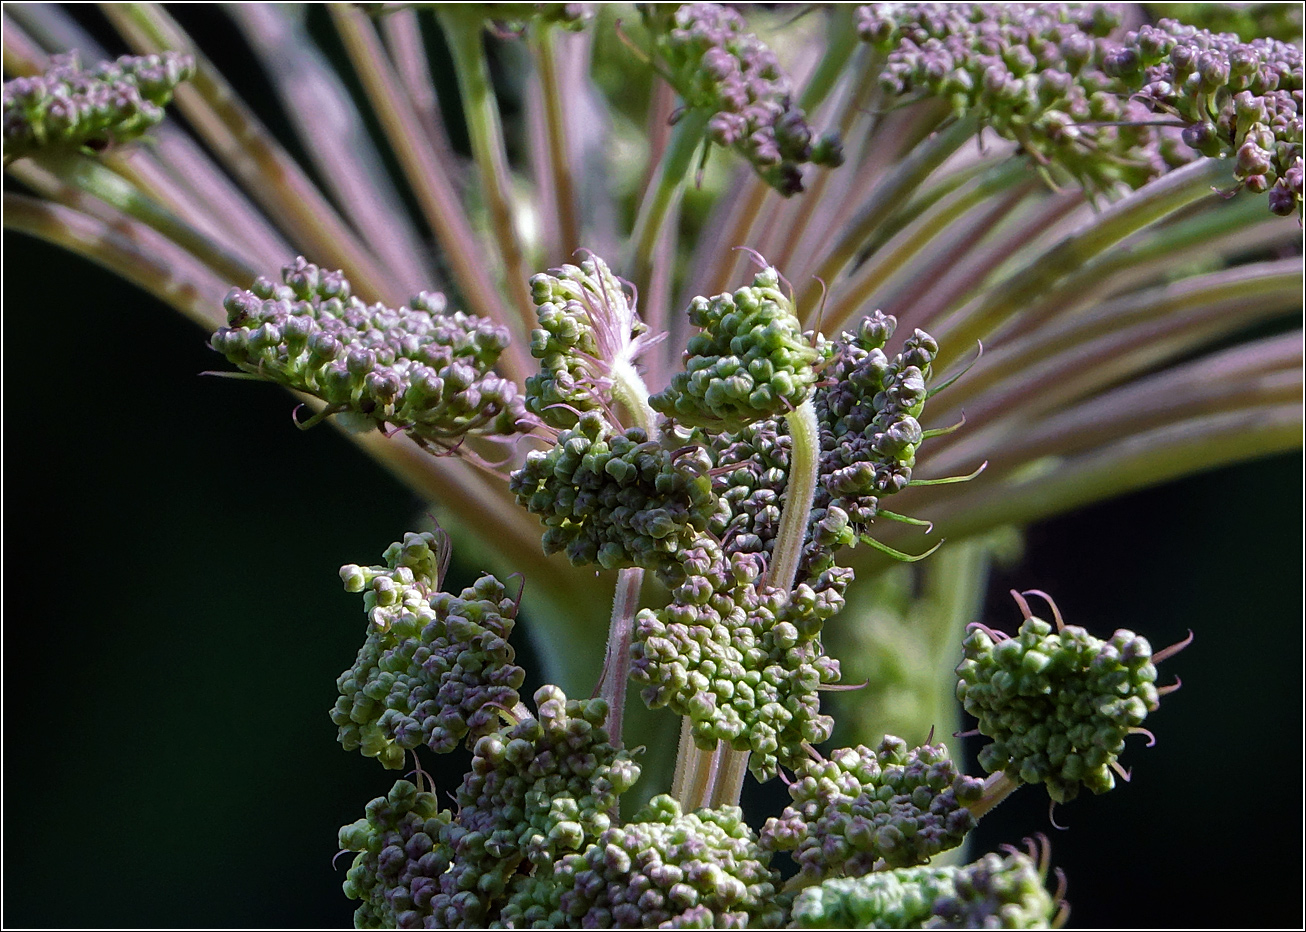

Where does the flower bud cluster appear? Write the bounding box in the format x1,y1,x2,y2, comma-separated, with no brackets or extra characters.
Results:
761,736,982,879
211,257,523,444
526,255,657,431
1103,20,1303,215
956,610,1161,802
856,3,1184,193
499,794,784,928
2,51,194,160
651,266,821,432
508,410,716,573
332,531,526,767
338,778,453,930
790,846,1058,928
807,314,939,570
631,533,848,778
430,685,642,927
644,3,843,195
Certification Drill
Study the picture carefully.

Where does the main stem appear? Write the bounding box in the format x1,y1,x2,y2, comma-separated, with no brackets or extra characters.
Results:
699,398,822,809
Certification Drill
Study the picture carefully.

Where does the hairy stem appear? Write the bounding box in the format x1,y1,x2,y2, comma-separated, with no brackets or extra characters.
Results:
597,568,643,747
771,399,822,593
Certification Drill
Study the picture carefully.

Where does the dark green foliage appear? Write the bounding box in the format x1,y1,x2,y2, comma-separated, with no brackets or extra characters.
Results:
643,3,842,195
211,258,524,445
761,737,983,880
956,598,1162,802
331,531,526,767
2,51,194,160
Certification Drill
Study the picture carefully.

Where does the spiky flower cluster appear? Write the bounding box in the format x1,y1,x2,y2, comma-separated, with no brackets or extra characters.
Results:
331,531,526,768
956,597,1163,803
525,255,657,431
789,845,1060,929
807,314,940,571
761,737,983,880
2,51,194,161
631,535,848,778
499,794,784,928
1104,19,1304,215
430,686,641,927
644,3,842,195
211,258,524,445
509,410,715,572
338,778,453,929
651,265,820,432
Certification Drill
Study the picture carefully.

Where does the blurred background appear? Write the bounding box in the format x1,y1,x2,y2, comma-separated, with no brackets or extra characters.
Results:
4,4,1303,928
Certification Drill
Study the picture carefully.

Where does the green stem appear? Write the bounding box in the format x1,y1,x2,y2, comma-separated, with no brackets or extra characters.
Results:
2,191,226,326
437,10,537,344
796,5,860,113
625,108,711,318
771,399,822,593
597,568,643,747
965,772,1021,819
530,22,582,262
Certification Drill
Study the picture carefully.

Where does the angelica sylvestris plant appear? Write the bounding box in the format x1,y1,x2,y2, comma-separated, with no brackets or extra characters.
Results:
3,2,1302,928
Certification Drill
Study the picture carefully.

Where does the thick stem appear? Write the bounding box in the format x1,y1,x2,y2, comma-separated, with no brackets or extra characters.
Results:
770,399,822,593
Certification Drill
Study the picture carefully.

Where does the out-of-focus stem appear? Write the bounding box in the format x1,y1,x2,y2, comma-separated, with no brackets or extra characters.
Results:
822,160,1033,333
437,10,537,341
103,3,400,306
15,153,257,286
626,108,710,321
931,157,1230,371
796,5,859,113
797,114,980,319
328,5,531,385
531,23,582,260
3,191,227,327
231,4,433,297
381,8,455,158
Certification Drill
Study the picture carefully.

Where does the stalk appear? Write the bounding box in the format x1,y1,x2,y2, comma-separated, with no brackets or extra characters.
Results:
931,157,1231,371
328,5,530,384
797,114,980,319
436,9,538,340
625,108,711,320
11,153,258,286
102,3,400,306
530,22,583,262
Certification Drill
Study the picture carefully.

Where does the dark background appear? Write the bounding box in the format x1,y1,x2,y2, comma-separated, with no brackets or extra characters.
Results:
4,229,1302,930
4,5,1304,927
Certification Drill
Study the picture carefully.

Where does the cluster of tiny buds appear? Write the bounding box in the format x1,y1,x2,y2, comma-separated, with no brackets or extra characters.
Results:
2,51,194,161
646,2,842,195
